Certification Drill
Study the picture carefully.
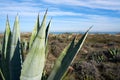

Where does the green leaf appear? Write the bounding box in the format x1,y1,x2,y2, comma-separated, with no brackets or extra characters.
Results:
20,10,48,80
2,15,11,59
45,18,52,58
9,15,22,80
29,14,40,48
47,37,75,80
0,68,5,80
45,18,52,45
48,27,92,80
0,16,11,80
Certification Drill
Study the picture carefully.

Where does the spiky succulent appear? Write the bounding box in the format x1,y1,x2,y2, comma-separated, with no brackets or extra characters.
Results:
0,10,91,80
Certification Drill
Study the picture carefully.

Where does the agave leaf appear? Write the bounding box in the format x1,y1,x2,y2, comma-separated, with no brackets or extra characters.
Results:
20,41,25,61
45,40,49,59
45,18,52,45
68,27,92,62
48,27,91,80
47,37,75,80
2,16,11,59
0,69,5,80
0,16,11,80
45,18,52,58
9,15,22,80
20,10,48,80
29,14,40,48
10,15,21,60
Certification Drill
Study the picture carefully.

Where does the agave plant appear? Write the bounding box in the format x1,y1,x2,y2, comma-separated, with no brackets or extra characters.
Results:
0,10,91,80
29,14,40,48
0,15,11,80
107,48,120,62
91,52,105,63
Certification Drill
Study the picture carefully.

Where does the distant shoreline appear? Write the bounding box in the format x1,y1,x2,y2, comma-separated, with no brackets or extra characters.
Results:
0,32,120,35
50,32,120,35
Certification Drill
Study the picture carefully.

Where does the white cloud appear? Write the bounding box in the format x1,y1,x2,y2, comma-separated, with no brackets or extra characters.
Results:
50,12,120,32
0,1,88,17
43,0,120,10
0,1,43,16
0,0,120,32
0,0,119,16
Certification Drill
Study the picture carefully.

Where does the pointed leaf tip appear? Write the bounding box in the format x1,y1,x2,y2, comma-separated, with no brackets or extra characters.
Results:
29,14,40,48
86,25,93,32
7,15,9,21
50,17,52,22
44,9,48,16
46,8,48,12
45,18,52,39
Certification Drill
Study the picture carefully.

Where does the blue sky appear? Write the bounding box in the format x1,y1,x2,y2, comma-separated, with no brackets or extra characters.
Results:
0,0,120,32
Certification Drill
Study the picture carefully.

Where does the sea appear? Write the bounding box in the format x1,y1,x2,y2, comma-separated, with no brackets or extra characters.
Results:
50,32,120,35
0,32,119,35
